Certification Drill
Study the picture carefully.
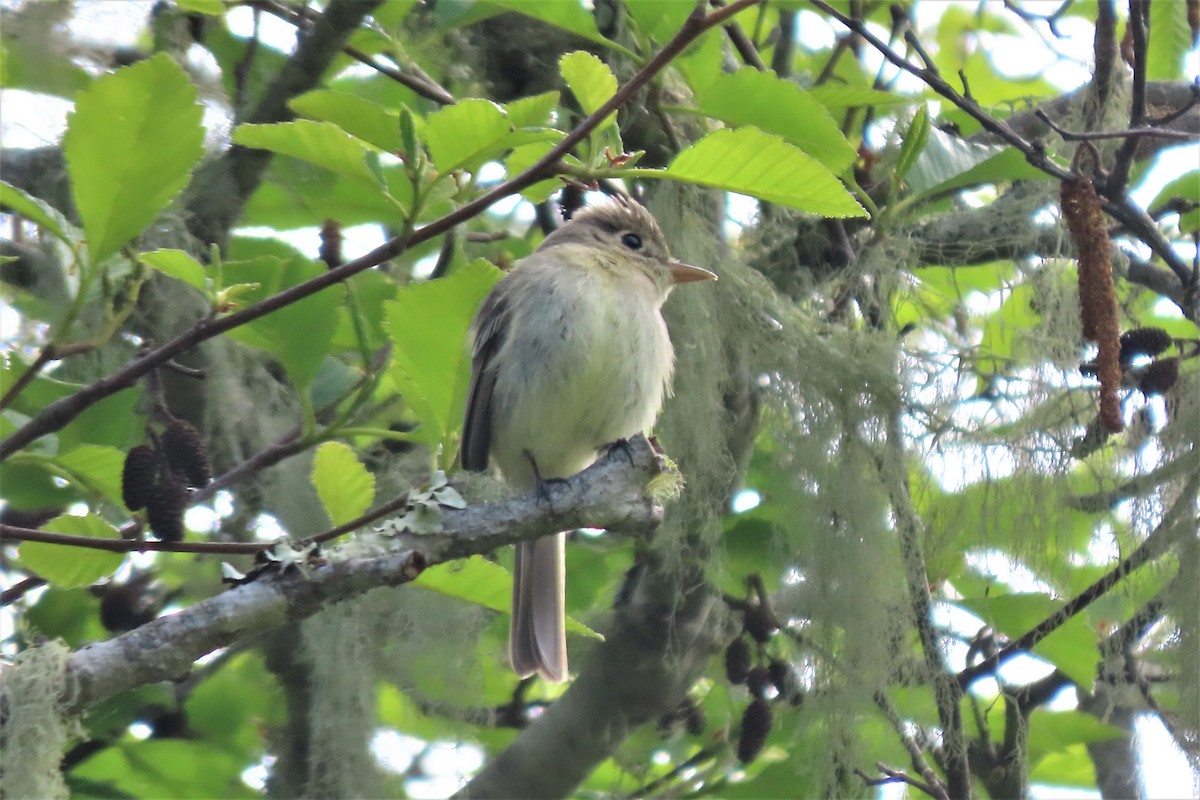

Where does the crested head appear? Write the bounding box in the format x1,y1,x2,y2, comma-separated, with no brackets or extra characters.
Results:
539,195,674,266
533,195,718,290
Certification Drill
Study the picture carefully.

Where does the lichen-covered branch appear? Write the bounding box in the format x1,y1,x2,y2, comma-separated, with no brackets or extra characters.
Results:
44,436,668,718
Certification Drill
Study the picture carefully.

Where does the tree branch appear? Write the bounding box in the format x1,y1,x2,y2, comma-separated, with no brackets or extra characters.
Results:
32,435,668,718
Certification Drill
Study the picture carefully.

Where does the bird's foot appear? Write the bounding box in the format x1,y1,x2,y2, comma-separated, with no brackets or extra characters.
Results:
603,437,637,467
524,450,568,514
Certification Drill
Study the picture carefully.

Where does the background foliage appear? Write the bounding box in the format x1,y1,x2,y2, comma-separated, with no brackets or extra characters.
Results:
1,1,1197,798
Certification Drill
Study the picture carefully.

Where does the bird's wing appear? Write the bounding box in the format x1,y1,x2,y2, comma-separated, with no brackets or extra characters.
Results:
461,286,510,472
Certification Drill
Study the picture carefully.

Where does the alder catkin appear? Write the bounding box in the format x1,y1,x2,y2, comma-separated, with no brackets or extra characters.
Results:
737,698,773,764
121,445,159,511
162,419,212,489
1061,174,1122,432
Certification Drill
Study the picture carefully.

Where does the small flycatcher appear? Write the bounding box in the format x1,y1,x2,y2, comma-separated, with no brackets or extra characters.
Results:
461,194,716,682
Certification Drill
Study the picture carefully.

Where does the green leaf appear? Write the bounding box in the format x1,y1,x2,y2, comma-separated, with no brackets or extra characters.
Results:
625,0,693,41
222,255,342,392
505,140,567,203
956,593,1100,689
0,180,72,243
20,514,125,587
657,128,867,218
173,0,226,14
311,441,375,526
1150,169,1200,234
806,84,913,109
289,90,403,153
0,462,76,509
63,53,205,264
242,163,414,229
696,69,857,172
424,99,513,173
487,0,611,51
55,444,128,506
505,91,561,128
896,106,932,182
384,259,503,455
57,389,143,452
414,555,601,638
1026,709,1125,767
1146,0,1194,80
233,120,381,185
908,127,1048,197
559,51,618,133
141,249,207,291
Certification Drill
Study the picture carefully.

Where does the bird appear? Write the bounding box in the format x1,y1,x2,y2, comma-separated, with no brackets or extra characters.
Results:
460,194,716,682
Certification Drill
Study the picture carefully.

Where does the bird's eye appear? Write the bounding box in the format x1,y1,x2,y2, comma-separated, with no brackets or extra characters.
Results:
621,233,643,250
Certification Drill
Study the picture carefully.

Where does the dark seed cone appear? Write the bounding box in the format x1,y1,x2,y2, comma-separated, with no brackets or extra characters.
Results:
162,420,211,489
122,445,159,511
1119,327,1173,366
746,666,771,699
768,659,793,695
1139,358,1179,396
1061,174,1122,432
737,698,773,764
743,604,778,643
146,478,188,543
725,637,752,685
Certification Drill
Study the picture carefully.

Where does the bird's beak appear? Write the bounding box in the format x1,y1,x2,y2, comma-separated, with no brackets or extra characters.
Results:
669,260,718,284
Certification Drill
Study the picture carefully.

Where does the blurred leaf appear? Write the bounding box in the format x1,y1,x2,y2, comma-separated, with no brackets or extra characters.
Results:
897,106,932,183
311,441,375,526
70,739,257,800
55,443,127,505
807,84,913,109
383,258,502,455
140,249,207,292
64,54,204,264
1150,169,1200,235
26,587,104,648
0,180,73,243
1026,709,1126,767
289,90,403,153
956,593,1100,689
414,556,600,638
20,514,125,587
655,128,867,217
222,255,342,392
625,0,694,41
1147,0,1194,80
696,68,857,172
233,120,382,185
0,462,75,509
241,162,414,228
486,0,612,50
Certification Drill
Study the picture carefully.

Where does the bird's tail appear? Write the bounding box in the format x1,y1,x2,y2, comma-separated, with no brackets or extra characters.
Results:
509,533,567,682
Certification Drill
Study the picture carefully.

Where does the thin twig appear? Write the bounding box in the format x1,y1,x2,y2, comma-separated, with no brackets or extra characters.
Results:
248,0,455,105
855,763,944,799
1035,109,1200,142
0,575,46,607
956,471,1199,689
711,0,767,70
0,0,763,462
1108,0,1150,194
